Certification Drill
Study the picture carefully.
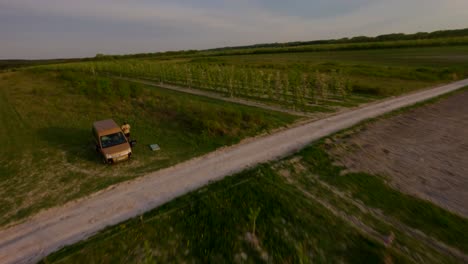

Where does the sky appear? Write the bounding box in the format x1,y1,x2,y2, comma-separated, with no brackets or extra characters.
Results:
1,0,467,59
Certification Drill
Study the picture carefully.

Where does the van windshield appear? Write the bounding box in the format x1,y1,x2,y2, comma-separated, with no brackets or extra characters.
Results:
100,132,127,148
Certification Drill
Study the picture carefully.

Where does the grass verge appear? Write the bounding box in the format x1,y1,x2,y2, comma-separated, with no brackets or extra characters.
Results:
42,89,468,263
42,165,407,264
0,70,297,226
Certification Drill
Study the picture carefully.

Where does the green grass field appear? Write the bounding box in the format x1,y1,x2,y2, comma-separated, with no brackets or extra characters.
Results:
0,70,297,226
40,91,468,263
197,46,468,94
42,138,467,264
2,38,468,263
41,165,407,263
36,45,468,114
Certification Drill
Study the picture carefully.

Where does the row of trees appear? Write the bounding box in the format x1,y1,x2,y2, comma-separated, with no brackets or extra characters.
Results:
41,61,352,110
209,28,468,51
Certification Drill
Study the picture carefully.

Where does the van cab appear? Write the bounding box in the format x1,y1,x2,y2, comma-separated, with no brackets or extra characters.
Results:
92,119,132,164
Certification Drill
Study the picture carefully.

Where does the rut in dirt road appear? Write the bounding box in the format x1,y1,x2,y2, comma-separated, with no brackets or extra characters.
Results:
0,79,468,264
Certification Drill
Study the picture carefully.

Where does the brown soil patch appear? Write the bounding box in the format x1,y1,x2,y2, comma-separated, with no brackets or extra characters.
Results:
330,90,468,218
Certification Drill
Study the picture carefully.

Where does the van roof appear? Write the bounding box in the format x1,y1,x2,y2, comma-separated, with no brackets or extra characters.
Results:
93,119,121,135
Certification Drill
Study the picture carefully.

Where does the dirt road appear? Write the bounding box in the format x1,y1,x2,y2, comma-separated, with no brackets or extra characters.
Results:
1,79,467,264
115,77,313,117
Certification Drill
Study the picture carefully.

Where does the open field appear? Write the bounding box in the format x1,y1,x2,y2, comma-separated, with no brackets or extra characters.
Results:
41,89,468,263
1,37,468,263
37,61,369,113
196,46,468,94
329,90,468,217
36,46,468,113
1,78,466,264
116,77,313,117
0,70,297,226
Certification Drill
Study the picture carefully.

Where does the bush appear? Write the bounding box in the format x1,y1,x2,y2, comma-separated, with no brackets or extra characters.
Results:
130,83,143,98
114,80,131,99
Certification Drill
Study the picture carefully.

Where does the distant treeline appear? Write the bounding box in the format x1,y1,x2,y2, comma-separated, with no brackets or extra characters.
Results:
203,37,468,57
0,51,199,70
94,28,468,60
0,58,93,71
92,50,199,60
208,28,468,51
2,28,468,68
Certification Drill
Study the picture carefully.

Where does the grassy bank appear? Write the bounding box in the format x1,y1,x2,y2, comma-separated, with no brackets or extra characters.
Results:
0,70,297,226
42,94,468,263
42,164,407,264
42,144,466,263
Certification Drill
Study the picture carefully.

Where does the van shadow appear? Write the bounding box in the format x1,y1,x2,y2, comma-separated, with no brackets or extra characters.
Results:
37,126,100,163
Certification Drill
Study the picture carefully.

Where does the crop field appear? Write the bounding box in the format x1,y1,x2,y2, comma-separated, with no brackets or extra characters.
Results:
36,45,468,113
0,70,297,226
38,61,363,112
41,91,468,264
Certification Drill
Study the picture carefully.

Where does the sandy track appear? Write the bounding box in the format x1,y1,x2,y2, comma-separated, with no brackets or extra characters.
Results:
1,79,468,264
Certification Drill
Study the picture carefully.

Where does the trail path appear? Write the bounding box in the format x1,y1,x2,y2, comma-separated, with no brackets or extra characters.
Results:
1,79,467,264
114,77,313,117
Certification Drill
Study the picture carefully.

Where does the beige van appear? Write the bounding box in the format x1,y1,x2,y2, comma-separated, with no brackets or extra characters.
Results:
92,119,132,164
